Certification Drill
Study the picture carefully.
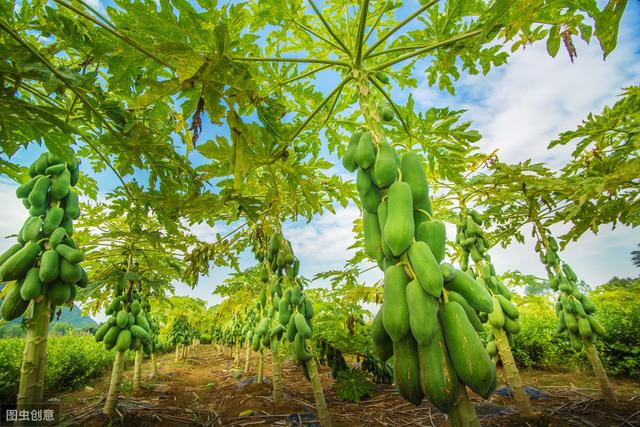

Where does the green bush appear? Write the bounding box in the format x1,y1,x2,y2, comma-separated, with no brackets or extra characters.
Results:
0,336,136,402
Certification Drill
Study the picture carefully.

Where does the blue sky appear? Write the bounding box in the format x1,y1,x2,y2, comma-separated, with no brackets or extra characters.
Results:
1,1,639,319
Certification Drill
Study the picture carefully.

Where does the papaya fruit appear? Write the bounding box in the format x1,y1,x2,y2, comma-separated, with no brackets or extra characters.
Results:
503,316,521,334
382,265,410,342
587,314,606,336
363,210,383,261
103,326,121,349
39,249,60,283
16,176,40,199
116,309,129,328
94,322,111,342
60,258,82,284
356,168,372,196
304,298,314,319
418,326,459,412
355,132,376,169
439,263,457,282
55,244,83,263
564,311,579,333
400,152,429,210
69,160,80,187
279,299,291,326
486,341,497,357
47,281,71,305
441,301,496,399
380,106,394,122
294,313,312,339
0,243,23,269
415,221,446,263
557,310,567,333
406,279,437,346
286,315,297,342
116,329,132,352
447,290,483,333
130,324,149,341
251,334,261,351
293,333,313,362
45,164,66,175
21,216,43,242
0,241,40,282
496,281,511,300
568,331,583,351
1,279,30,321
371,310,393,362
371,143,398,188
47,153,65,165
488,297,505,329
374,71,389,84
50,169,71,200
383,182,414,256
444,269,493,313
20,267,43,300
393,334,423,405
29,154,49,177
42,207,65,235
407,241,443,297
342,131,362,172
361,185,381,213
28,176,50,208
377,200,394,258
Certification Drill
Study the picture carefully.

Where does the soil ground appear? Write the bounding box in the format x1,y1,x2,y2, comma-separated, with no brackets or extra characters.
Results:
54,344,640,426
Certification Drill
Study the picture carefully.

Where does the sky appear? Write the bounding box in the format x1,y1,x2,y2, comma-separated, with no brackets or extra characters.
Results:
1,1,639,319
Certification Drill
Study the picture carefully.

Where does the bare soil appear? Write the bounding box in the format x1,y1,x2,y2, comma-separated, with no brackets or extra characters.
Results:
54,344,640,426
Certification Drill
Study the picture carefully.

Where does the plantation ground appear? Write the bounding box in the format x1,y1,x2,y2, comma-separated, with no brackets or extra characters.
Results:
55,344,640,426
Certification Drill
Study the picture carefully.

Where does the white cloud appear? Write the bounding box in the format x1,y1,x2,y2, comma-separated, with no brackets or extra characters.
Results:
0,182,27,254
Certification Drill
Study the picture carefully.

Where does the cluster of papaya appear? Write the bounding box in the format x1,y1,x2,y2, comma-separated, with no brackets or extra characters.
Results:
317,338,348,379
168,315,197,347
253,231,315,378
96,291,158,354
536,231,605,350
361,352,394,384
456,210,521,356
1,151,86,321
344,128,496,410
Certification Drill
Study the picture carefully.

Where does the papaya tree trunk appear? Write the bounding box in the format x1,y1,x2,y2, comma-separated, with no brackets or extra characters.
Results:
271,341,282,406
449,385,480,427
175,344,181,361
583,339,616,404
244,339,251,374
234,341,241,368
494,327,534,416
17,299,51,410
182,344,187,360
257,349,264,383
305,358,332,427
133,349,143,392
151,353,159,379
103,351,126,416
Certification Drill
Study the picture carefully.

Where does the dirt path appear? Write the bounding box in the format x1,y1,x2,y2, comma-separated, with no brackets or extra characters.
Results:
55,344,640,426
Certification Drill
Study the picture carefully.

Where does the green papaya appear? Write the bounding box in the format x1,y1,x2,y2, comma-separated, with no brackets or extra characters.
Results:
342,131,362,172
116,309,129,328
293,333,313,362
28,176,50,208
568,331,583,351
16,176,40,199
361,185,381,212
406,279,437,346
20,267,43,300
50,169,71,200
503,316,521,334
47,281,71,305
130,324,149,341
45,164,66,175
355,132,375,169
47,153,65,165
579,295,596,314
304,298,314,319
103,326,121,349
488,297,505,329
131,301,141,316
441,301,496,399
564,311,579,333
55,244,83,263
69,158,80,186
39,249,60,283
400,152,429,210
557,310,567,333
294,313,312,339
279,299,291,326
116,329,132,352
371,309,393,362
94,322,111,342
486,341,497,357
363,210,383,261
1,279,30,321
447,290,483,333
42,207,64,235
0,243,23,269
374,71,389,84
393,334,423,405
0,241,40,282
407,241,443,297
415,221,446,263
382,265,410,342
30,154,49,177
377,200,393,258
21,216,43,242
371,143,398,188
587,315,606,336
440,263,457,282
496,281,511,300
418,326,459,412
60,258,82,284
383,182,414,256
286,315,297,343
444,269,493,313
380,106,394,122
356,168,372,196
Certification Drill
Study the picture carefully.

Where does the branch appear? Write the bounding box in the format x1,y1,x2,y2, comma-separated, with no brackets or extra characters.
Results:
74,0,116,29
369,77,411,138
233,56,350,67
371,29,483,71
266,64,332,94
289,76,353,143
364,0,439,58
363,0,391,44
354,0,370,66
294,20,348,54
307,0,353,57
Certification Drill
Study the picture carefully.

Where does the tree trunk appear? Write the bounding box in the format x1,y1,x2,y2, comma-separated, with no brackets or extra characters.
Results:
244,339,251,374
271,341,282,406
182,344,187,360
175,344,181,362
151,353,159,379
234,341,241,368
449,385,480,427
17,299,51,410
494,327,534,416
133,349,143,392
584,339,617,404
257,349,264,383
103,351,126,416
305,358,332,427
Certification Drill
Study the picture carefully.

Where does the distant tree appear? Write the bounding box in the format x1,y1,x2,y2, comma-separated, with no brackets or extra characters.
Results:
632,244,640,268
50,322,74,336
